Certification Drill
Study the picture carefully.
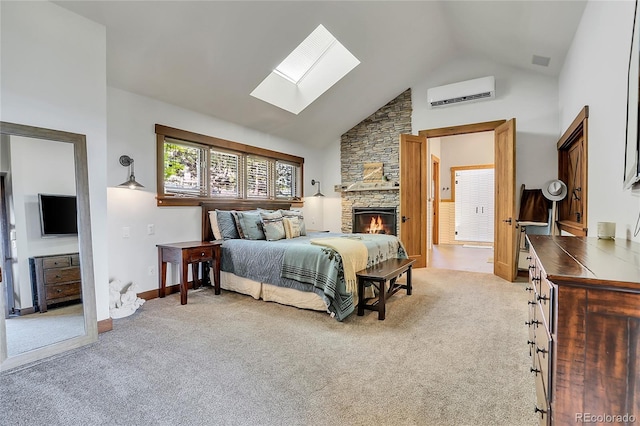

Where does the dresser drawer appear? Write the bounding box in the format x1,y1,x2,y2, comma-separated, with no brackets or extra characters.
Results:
537,283,552,329
45,281,81,301
44,267,81,285
534,368,550,426
42,256,71,269
186,247,214,263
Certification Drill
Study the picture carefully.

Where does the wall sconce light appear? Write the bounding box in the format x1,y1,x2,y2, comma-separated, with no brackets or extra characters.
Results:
118,155,144,189
311,179,325,197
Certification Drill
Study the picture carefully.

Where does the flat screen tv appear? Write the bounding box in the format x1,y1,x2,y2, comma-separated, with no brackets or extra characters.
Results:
38,194,78,236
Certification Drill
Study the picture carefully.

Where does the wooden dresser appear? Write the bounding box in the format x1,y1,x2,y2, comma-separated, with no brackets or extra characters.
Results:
29,252,82,313
526,235,640,425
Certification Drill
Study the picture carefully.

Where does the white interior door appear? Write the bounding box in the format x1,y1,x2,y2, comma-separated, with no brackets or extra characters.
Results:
455,168,494,242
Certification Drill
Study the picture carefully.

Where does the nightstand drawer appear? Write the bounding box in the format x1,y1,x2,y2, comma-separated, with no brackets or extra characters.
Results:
44,267,81,284
186,247,213,263
42,256,71,269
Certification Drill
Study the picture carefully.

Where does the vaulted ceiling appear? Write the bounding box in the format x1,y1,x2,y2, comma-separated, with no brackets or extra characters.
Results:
55,1,587,147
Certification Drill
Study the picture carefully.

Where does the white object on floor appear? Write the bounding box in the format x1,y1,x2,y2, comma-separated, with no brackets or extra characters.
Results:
109,279,145,319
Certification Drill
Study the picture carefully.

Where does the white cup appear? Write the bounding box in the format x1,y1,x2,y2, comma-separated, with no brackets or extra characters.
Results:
597,222,616,239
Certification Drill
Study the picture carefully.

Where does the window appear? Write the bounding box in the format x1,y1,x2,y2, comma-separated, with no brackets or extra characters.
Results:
156,125,304,207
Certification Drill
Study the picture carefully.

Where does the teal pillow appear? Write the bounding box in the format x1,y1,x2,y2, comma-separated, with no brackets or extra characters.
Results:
260,211,286,241
232,211,265,240
216,210,239,240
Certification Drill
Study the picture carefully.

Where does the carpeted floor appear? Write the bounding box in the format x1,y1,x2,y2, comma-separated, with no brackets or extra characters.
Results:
5,303,85,356
0,268,536,426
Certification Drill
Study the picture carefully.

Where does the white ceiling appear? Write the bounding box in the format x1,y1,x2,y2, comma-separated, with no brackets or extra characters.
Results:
55,1,587,147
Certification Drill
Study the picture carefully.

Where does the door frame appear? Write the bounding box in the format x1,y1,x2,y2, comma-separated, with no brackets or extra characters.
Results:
0,174,13,318
431,155,440,245
419,120,508,272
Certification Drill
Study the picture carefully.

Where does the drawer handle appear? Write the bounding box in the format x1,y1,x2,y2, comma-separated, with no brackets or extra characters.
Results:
525,286,533,292
528,301,537,306
526,256,532,260
530,367,541,376
528,265,535,270
525,320,541,327
532,276,541,282
534,406,547,416
536,346,548,355
537,294,549,302
55,275,61,279
201,252,205,256
57,289,63,293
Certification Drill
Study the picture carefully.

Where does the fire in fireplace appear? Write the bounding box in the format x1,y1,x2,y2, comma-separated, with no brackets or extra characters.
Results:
352,207,397,235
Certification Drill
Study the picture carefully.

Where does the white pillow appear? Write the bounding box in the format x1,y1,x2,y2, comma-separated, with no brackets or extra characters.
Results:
208,210,222,240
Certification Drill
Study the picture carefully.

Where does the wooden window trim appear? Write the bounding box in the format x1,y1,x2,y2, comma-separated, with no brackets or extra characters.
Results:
155,124,304,207
557,106,588,236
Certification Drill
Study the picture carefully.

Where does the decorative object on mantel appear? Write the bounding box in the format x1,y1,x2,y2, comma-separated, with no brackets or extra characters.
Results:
311,179,325,197
335,181,400,192
109,279,145,319
117,155,144,189
363,162,384,182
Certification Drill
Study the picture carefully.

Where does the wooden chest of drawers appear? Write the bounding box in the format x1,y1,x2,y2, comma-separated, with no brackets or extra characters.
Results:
526,236,640,425
29,253,82,313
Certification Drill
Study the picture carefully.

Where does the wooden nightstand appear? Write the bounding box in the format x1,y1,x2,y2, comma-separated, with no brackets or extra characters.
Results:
157,240,222,305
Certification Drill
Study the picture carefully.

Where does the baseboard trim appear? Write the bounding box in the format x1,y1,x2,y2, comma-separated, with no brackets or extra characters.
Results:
137,281,195,301
13,307,36,316
98,318,113,333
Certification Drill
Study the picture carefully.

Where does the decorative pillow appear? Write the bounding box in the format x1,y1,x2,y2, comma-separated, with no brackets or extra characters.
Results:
279,209,307,235
232,211,265,240
216,210,240,240
208,211,222,240
260,211,286,241
283,216,301,239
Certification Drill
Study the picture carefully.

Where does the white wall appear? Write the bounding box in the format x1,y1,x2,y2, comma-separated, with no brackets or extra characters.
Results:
559,0,640,242
439,132,494,200
0,1,109,318
107,88,326,293
320,138,342,232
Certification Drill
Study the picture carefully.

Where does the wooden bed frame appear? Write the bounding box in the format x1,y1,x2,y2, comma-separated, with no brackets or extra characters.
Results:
201,200,292,241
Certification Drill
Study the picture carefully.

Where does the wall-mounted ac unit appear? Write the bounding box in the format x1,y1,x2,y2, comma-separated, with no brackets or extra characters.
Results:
427,76,495,108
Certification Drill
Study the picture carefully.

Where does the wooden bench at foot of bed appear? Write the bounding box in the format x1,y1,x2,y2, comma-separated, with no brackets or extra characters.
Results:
356,258,415,320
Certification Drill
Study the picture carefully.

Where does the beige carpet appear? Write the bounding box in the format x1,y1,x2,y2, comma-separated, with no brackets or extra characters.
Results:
5,303,85,356
1,268,536,425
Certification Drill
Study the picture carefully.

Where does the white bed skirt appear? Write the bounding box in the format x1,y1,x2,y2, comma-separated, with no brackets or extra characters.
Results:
216,270,329,312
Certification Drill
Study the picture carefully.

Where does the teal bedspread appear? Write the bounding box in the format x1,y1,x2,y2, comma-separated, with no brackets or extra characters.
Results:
281,234,407,321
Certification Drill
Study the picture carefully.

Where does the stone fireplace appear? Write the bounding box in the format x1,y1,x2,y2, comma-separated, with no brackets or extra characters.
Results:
340,89,411,235
352,207,397,235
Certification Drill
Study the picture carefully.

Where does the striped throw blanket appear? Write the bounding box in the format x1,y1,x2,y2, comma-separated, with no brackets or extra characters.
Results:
310,237,368,295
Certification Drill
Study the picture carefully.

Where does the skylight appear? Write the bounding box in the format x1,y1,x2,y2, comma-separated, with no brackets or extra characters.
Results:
251,24,360,115
273,25,337,85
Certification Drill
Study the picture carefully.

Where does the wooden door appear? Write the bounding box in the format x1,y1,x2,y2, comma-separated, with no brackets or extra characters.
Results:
400,134,427,268
494,119,517,281
431,155,440,245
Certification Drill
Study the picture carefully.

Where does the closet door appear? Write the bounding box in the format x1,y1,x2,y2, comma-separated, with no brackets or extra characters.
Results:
454,168,494,242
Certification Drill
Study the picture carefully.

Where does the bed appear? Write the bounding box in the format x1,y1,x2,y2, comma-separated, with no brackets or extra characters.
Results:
201,202,407,320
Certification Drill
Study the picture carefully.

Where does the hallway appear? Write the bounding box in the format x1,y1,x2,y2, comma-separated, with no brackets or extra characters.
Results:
430,244,494,274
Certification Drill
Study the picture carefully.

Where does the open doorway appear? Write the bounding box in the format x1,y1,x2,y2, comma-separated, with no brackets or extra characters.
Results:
421,119,518,280
430,132,494,273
